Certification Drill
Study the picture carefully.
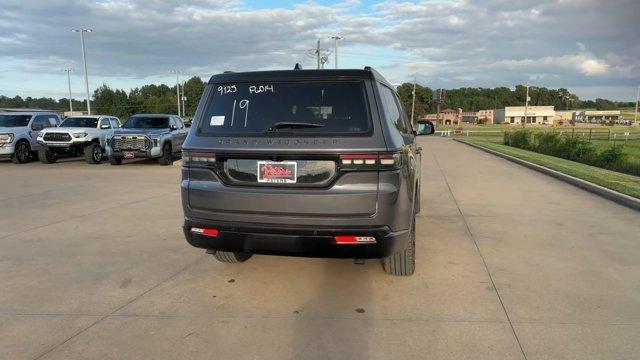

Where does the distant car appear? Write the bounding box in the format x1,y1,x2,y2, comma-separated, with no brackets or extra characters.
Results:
37,115,121,164
105,114,188,165
0,111,62,163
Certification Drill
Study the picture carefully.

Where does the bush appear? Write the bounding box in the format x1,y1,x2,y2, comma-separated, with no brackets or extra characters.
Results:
598,145,626,167
504,130,533,149
503,129,638,176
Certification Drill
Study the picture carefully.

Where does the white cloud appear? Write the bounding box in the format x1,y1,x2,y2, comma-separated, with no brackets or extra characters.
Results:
578,58,609,76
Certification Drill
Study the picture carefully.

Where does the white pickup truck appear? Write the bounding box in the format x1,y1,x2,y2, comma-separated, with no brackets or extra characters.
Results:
37,115,121,164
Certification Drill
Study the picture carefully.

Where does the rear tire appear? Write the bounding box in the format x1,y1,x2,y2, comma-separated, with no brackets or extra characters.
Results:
158,143,172,166
212,251,252,263
11,141,32,164
382,216,416,276
85,143,103,164
108,156,123,165
38,148,57,164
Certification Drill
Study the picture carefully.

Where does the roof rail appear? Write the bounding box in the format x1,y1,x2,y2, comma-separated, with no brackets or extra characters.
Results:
223,71,234,74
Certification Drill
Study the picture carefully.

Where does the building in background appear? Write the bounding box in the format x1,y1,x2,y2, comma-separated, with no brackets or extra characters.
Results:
420,108,461,125
574,110,621,123
554,110,575,124
494,106,555,125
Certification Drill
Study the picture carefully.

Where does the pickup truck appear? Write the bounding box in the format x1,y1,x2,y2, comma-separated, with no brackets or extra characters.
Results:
0,111,61,163
37,115,121,164
106,114,188,165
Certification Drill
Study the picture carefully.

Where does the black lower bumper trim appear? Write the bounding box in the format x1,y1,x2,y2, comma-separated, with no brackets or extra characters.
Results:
183,218,410,259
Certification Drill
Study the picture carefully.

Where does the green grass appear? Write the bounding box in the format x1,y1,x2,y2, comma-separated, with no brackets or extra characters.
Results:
459,139,640,199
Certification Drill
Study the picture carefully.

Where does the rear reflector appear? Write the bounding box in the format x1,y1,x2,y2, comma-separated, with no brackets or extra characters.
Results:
190,227,219,237
334,236,376,244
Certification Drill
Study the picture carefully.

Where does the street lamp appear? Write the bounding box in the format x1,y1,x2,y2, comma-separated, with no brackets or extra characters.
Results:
71,29,92,115
64,68,73,113
328,35,343,69
171,70,181,117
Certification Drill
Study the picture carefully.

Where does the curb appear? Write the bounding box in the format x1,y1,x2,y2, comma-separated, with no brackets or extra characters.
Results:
454,139,640,211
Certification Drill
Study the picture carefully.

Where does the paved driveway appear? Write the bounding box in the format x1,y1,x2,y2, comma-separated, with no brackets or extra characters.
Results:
0,138,638,359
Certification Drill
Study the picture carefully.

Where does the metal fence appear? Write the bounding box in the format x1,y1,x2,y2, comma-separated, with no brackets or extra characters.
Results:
437,128,640,143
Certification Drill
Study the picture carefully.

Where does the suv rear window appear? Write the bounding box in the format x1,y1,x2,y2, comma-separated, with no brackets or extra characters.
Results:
199,81,371,136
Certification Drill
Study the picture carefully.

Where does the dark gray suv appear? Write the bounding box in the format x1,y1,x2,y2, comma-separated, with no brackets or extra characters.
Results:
181,68,434,275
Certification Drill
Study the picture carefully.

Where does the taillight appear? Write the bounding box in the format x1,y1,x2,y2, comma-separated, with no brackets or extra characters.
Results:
334,235,377,244
339,152,402,170
190,227,219,237
183,150,216,167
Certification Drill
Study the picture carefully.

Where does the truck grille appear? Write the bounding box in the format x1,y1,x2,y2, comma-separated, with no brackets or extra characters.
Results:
112,136,149,151
43,133,71,142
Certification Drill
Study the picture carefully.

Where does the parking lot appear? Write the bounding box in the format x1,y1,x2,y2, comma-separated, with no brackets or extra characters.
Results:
1,137,639,360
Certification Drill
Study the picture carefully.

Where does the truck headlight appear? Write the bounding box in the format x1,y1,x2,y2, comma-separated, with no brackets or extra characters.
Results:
72,132,88,138
0,133,15,144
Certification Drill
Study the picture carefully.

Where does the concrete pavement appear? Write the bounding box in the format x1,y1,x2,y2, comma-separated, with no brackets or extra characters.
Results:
0,138,638,359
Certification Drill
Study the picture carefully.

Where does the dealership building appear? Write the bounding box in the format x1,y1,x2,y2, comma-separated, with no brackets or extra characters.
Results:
494,106,555,125
574,110,621,123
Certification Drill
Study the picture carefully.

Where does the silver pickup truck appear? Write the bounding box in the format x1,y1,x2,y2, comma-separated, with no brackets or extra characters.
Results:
0,112,62,163
37,115,121,164
106,114,187,166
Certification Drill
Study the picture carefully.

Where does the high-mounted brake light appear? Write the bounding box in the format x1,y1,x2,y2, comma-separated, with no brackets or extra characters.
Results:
334,235,377,244
190,227,219,237
339,152,402,170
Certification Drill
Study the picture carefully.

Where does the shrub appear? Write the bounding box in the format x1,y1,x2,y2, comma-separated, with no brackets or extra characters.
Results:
505,129,533,149
597,145,626,167
503,129,639,176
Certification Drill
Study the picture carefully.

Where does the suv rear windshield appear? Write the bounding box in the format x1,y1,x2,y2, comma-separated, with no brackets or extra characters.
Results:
0,115,31,127
123,117,169,129
60,117,98,128
199,81,371,136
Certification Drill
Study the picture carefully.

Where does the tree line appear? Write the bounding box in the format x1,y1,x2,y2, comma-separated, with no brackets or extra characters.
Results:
1,80,634,121
395,83,635,120
0,76,206,120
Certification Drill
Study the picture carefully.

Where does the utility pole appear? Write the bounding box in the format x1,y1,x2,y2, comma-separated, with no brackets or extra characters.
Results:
523,84,530,128
64,68,73,113
410,80,417,125
72,29,92,114
635,85,639,124
172,70,181,117
316,39,321,69
328,35,343,69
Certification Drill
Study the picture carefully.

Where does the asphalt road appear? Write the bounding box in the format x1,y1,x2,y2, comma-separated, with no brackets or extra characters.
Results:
1,137,638,360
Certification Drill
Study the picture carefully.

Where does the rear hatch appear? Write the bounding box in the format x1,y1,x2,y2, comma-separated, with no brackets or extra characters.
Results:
185,78,389,218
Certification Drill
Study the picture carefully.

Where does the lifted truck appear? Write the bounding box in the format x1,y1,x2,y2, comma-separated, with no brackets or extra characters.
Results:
37,115,121,164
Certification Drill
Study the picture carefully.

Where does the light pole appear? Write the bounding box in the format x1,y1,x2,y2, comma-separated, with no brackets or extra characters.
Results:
635,85,639,124
64,68,73,113
328,35,343,69
523,84,530,128
181,80,186,118
71,29,92,114
172,70,181,117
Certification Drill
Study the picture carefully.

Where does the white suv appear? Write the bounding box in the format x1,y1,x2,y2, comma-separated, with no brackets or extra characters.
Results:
37,115,121,164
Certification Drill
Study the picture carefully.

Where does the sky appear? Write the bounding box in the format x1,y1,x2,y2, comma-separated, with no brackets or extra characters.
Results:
1,0,639,102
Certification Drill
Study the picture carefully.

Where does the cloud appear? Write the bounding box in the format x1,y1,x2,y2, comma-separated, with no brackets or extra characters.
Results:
0,0,639,100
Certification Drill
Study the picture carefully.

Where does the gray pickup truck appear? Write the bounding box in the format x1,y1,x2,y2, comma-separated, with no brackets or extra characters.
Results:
105,114,188,165
0,111,62,163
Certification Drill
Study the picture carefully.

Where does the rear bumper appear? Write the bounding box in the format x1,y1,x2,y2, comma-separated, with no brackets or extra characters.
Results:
183,217,410,259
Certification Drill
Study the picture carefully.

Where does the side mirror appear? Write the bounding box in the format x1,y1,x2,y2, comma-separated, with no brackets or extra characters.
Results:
100,124,110,129
416,120,435,135
184,123,191,128
32,124,44,131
